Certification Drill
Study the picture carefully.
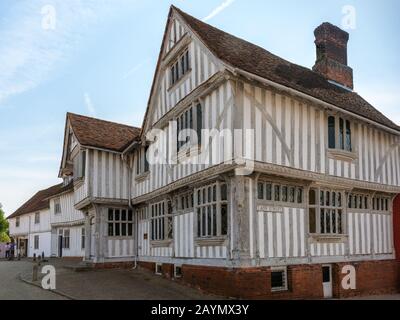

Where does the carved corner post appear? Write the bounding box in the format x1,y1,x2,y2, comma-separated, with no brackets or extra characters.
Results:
94,204,106,263
84,211,91,261
230,174,252,263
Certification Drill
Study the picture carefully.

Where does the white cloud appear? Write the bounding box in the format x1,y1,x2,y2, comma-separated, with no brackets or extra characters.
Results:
203,0,235,22
84,92,96,116
0,0,117,105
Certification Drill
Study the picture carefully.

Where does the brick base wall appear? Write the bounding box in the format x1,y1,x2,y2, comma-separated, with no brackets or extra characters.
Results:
333,260,399,298
60,257,84,262
394,195,400,262
181,264,323,299
93,261,135,269
137,260,399,299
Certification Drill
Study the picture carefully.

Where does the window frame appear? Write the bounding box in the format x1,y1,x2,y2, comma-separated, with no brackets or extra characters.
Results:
327,114,353,152
34,235,39,250
257,181,304,205
16,217,20,228
309,188,345,235
372,196,390,212
155,263,163,275
63,229,70,249
271,267,288,292
176,102,203,153
54,198,61,215
174,265,183,278
195,182,228,239
170,48,190,87
34,212,40,225
136,146,150,177
348,193,370,210
150,200,173,242
176,192,194,212
107,208,134,238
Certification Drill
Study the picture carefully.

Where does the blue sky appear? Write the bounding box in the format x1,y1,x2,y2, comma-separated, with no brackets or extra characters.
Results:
0,0,399,215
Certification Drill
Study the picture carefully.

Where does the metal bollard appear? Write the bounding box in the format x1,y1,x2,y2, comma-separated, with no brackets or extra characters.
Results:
32,264,38,282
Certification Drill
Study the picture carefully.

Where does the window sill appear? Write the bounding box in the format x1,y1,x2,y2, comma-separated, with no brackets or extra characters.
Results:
135,171,149,182
151,240,172,248
107,236,134,240
195,237,227,247
327,149,357,162
310,234,348,243
271,288,289,293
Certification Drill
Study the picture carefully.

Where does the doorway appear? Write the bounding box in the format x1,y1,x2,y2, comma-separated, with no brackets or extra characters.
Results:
19,239,28,257
90,217,95,259
58,235,63,257
322,265,333,298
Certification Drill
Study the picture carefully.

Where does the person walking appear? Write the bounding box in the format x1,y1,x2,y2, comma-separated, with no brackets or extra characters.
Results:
5,243,10,259
10,242,15,260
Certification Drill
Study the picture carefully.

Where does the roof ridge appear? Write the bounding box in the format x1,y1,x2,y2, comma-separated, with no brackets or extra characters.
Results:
173,6,297,68
8,182,65,219
67,112,141,131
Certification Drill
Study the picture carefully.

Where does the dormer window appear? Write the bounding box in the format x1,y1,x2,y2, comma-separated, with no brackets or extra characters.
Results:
328,115,352,152
170,49,190,86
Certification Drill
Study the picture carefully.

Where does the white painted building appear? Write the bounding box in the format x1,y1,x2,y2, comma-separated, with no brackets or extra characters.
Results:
8,184,64,258
8,6,400,299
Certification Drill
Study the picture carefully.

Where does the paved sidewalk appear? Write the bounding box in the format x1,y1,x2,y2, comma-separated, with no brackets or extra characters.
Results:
0,259,66,300
19,259,224,300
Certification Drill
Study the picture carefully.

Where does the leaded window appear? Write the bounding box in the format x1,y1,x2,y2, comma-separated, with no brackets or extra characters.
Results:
196,182,228,238
177,103,203,152
309,188,344,235
348,194,369,210
372,196,390,212
327,115,352,151
170,49,190,86
108,208,134,237
258,182,303,204
150,200,173,241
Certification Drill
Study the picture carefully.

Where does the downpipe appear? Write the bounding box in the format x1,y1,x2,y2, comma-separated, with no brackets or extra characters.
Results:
121,152,139,270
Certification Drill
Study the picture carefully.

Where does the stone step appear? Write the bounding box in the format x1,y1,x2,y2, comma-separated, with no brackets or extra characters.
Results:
63,261,94,272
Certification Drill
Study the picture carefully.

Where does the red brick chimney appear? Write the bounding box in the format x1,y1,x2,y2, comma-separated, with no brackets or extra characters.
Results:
312,22,354,90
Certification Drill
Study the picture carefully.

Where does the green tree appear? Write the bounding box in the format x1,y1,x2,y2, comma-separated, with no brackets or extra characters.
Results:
0,203,10,243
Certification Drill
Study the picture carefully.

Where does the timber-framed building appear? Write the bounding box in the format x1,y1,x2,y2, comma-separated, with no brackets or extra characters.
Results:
9,6,400,299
